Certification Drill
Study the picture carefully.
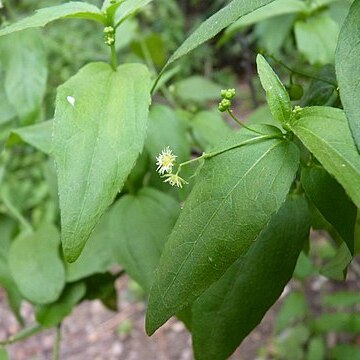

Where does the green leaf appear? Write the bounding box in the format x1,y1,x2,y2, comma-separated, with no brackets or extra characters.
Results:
172,76,223,103
146,105,190,163
301,166,357,254
113,0,153,26
295,14,339,65
52,62,151,262
0,65,16,125
65,209,117,282
290,106,360,208
225,0,305,39
109,188,180,292
8,224,66,304
154,0,275,87
10,120,53,154
0,29,47,121
35,282,86,328
190,110,233,150
192,194,310,360
335,0,360,150
0,2,105,36
146,126,300,335
256,54,292,125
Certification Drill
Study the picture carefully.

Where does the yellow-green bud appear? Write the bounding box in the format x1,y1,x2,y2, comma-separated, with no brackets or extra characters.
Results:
221,88,236,100
218,98,231,112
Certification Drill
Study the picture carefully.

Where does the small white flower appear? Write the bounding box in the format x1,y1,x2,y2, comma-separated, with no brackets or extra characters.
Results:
67,96,76,107
156,146,177,175
163,173,188,188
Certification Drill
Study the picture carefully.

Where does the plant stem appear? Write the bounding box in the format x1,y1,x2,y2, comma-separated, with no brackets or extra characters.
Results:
266,54,337,87
0,325,43,346
176,134,279,173
53,325,61,360
226,109,267,135
110,44,118,70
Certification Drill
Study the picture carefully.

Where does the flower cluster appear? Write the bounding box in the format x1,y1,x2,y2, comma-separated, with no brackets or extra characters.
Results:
218,88,236,112
155,147,188,188
104,26,115,46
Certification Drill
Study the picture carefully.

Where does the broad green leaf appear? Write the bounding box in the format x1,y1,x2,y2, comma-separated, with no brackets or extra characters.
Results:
0,29,47,121
154,0,275,87
192,194,310,360
256,54,291,125
0,2,105,36
225,0,305,39
8,224,66,304
172,76,223,103
146,126,300,335
52,62,151,262
35,282,86,327
146,105,190,163
109,188,180,292
289,106,360,208
295,14,339,65
335,0,360,150
190,110,233,150
66,209,117,282
301,166,357,254
10,120,53,154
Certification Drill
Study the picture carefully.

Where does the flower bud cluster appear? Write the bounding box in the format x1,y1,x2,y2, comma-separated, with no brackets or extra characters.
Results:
218,88,236,112
104,26,115,46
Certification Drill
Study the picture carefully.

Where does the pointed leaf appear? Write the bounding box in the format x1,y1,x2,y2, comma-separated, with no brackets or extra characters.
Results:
256,54,292,124
8,224,65,304
289,106,360,208
0,2,105,36
192,194,310,360
146,126,299,335
53,62,151,262
336,0,360,150
301,166,357,254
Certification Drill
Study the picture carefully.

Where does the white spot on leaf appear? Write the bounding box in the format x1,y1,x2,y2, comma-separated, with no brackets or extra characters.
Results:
67,96,75,107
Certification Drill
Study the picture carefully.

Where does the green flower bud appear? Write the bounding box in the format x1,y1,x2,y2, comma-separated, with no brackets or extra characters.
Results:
288,84,304,101
218,98,231,112
221,88,236,100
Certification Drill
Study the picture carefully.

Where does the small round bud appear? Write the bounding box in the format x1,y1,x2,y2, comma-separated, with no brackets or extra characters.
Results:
218,98,231,112
292,105,303,119
221,88,236,100
104,26,115,34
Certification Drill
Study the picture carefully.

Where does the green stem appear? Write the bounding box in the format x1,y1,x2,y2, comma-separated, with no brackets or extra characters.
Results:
0,325,43,346
267,54,337,87
110,44,118,70
226,109,267,135
53,325,61,360
176,134,279,173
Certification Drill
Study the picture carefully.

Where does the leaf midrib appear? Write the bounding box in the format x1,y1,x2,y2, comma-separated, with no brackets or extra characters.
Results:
161,139,283,303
